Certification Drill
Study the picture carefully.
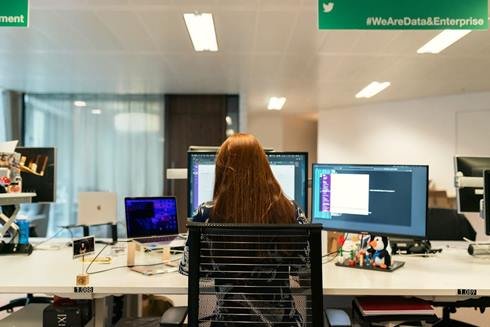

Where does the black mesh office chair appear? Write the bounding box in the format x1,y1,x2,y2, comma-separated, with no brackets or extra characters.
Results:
427,208,481,327
161,223,327,327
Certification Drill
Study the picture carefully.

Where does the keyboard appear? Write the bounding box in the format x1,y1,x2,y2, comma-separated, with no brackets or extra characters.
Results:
0,242,33,255
134,235,178,244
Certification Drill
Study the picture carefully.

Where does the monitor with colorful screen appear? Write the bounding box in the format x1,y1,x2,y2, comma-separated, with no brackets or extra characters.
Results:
311,164,428,238
187,152,308,217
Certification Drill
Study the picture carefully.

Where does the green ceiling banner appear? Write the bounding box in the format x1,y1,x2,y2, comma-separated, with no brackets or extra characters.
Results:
318,0,488,30
0,0,28,27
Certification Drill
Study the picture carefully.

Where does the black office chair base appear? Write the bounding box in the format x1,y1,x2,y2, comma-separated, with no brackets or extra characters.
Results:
432,306,478,327
432,319,477,327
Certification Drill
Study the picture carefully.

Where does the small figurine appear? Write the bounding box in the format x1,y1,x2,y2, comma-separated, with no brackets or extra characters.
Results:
369,236,391,269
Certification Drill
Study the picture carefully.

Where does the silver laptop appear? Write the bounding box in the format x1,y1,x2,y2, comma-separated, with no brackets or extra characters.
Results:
78,192,117,225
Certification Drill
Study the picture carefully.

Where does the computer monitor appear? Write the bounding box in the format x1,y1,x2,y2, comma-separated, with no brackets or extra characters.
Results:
484,170,490,236
187,151,308,217
311,164,428,239
15,147,56,203
454,157,490,213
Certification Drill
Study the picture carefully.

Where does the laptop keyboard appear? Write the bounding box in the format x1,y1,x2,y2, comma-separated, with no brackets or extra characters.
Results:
135,235,177,243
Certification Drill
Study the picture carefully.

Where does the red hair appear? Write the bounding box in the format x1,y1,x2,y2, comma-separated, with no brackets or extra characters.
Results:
211,133,295,224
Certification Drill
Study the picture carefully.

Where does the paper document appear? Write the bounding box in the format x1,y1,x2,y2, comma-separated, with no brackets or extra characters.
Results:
0,140,18,153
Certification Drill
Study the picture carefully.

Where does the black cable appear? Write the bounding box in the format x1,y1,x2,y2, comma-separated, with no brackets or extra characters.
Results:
87,265,127,275
85,243,110,274
87,262,173,275
322,250,338,258
33,227,66,249
324,255,338,264
65,226,74,240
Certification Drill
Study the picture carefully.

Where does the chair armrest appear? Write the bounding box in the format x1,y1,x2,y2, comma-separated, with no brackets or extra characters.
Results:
160,306,187,327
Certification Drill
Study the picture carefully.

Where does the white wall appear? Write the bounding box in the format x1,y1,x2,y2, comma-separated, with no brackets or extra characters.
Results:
318,92,490,195
283,115,318,167
247,112,317,163
247,112,285,150
318,92,490,239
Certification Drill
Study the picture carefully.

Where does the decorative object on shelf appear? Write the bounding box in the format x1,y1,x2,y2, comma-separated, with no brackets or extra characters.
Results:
19,154,49,176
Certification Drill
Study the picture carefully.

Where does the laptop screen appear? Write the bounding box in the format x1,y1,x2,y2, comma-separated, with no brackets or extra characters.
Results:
125,197,178,238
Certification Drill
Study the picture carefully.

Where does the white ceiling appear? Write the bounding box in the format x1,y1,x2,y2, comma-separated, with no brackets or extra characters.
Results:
1,0,490,113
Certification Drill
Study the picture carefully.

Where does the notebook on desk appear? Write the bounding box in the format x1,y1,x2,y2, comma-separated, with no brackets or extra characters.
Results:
125,196,185,248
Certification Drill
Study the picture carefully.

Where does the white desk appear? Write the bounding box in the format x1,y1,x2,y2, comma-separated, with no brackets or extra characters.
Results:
1,240,490,326
0,242,187,297
323,242,490,297
0,240,186,327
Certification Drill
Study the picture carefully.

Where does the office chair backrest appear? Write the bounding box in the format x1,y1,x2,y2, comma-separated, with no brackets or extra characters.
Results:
427,208,476,241
187,223,324,327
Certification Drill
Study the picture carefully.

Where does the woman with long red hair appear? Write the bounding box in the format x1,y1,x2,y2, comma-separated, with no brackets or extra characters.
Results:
179,133,308,325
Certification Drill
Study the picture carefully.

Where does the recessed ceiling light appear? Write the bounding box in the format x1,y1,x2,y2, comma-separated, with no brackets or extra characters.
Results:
91,109,102,115
267,97,286,110
73,100,87,107
183,13,218,52
417,30,471,54
356,81,391,98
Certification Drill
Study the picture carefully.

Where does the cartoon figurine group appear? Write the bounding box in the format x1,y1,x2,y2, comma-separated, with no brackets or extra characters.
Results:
337,234,392,269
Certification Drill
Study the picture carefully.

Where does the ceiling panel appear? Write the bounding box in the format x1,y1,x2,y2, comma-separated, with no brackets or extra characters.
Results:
137,10,191,52
255,11,297,53
0,0,488,114
286,10,325,54
95,11,156,52
214,11,256,53
61,11,124,51
320,30,359,54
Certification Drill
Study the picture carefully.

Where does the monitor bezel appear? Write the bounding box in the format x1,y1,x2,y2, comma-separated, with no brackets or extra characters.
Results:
311,163,429,239
187,151,309,218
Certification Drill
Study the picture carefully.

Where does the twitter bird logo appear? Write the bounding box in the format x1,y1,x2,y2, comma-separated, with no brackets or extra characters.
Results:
323,2,334,13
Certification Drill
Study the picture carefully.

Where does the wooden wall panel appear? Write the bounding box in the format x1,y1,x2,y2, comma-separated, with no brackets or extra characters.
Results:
164,95,231,231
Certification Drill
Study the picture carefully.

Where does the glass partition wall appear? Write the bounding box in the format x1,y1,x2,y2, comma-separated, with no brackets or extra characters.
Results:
23,94,165,235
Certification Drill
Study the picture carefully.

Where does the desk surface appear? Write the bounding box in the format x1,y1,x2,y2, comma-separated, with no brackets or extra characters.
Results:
323,242,490,297
1,240,489,298
0,240,187,298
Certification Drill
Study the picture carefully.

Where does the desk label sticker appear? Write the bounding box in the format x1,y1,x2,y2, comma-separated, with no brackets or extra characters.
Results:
74,286,94,294
457,289,477,296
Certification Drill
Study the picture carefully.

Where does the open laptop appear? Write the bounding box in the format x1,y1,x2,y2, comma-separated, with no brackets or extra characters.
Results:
124,196,185,248
78,192,117,225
